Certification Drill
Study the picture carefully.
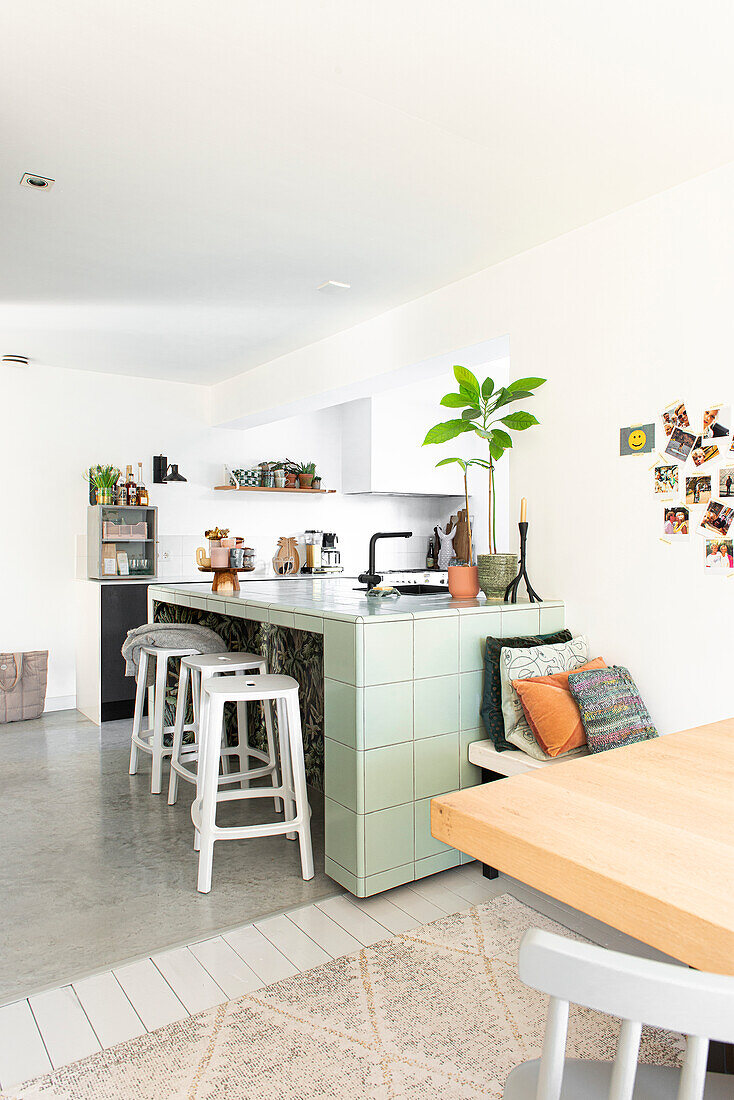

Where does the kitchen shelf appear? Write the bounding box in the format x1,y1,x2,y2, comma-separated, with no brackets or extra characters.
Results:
213,485,336,494
102,537,153,542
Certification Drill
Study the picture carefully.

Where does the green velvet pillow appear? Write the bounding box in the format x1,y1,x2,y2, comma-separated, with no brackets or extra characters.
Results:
480,630,572,750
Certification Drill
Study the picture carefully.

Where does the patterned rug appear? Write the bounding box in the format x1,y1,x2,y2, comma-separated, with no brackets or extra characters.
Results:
5,896,682,1099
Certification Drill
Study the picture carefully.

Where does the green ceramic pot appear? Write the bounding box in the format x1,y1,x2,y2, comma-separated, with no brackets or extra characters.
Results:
477,553,518,600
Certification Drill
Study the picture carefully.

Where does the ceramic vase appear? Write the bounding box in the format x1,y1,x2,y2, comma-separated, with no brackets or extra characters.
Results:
448,564,480,598
477,553,518,599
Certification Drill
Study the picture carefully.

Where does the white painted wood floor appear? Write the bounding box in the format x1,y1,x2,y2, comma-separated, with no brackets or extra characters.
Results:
0,862,662,1092
0,864,500,1090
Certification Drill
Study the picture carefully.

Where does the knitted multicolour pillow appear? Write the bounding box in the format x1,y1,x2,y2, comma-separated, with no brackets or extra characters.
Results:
568,665,657,753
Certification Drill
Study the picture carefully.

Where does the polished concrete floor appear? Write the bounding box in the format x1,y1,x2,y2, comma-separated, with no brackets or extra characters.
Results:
0,710,336,1005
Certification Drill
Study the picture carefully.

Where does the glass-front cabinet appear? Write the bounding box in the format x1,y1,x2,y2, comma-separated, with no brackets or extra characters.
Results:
87,505,158,579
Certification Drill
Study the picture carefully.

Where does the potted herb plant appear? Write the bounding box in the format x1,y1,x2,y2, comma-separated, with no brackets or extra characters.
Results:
423,366,545,598
83,464,121,505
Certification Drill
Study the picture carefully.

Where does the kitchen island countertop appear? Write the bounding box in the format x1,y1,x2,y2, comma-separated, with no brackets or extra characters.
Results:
148,576,563,622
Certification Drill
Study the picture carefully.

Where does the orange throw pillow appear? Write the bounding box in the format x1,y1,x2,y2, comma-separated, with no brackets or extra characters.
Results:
512,657,608,757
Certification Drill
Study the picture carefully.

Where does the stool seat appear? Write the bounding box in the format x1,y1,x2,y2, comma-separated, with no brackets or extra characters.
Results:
204,674,298,700
194,672,313,893
182,652,266,672
129,645,202,794
168,650,281,811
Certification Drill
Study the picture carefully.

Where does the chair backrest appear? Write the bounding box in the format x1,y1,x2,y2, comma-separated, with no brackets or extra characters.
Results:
518,928,734,1100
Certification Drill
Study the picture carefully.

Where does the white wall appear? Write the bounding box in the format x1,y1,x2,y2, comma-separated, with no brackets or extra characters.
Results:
211,161,734,735
0,365,463,708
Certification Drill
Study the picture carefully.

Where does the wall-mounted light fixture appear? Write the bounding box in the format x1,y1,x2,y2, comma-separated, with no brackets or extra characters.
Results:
153,455,188,484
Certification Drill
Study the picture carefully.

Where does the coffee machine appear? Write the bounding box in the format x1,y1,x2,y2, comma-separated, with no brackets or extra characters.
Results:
321,532,341,571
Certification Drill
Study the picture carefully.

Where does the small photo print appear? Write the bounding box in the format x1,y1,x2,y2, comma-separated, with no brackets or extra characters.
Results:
653,464,679,496
661,401,690,438
663,505,690,538
686,475,711,505
664,427,696,463
700,500,734,537
719,467,734,498
702,405,730,440
690,438,720,467
705,539,733,571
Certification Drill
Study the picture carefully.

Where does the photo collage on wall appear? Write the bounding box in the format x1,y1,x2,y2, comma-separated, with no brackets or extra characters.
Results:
654,400,734,571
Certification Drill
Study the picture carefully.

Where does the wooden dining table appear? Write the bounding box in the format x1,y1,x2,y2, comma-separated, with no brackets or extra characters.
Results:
431,719,734,977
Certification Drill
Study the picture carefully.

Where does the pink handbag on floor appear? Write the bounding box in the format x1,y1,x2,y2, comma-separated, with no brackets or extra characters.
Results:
0,651,48,722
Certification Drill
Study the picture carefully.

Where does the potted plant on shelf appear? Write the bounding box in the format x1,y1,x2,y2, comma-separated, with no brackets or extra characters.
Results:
283,459,299,488
423,366,545,598
293,461,316,489
83,464,121,505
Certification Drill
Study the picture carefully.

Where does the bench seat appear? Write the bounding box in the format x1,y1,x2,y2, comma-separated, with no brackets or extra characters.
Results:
468,739,590,777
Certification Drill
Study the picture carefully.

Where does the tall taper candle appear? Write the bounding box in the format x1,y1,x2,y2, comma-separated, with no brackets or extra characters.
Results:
520,497,527,522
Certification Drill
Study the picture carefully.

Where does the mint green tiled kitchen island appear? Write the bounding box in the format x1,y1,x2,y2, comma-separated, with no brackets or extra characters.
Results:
148,579,565,897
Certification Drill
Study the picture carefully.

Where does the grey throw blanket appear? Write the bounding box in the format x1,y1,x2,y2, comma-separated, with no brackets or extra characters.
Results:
121,623,228,686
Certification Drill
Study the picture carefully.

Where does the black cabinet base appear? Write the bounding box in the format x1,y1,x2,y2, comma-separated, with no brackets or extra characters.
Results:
101,699,137,723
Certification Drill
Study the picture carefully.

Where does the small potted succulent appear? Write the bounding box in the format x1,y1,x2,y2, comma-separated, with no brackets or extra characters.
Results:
84,464,121,505
311,474,322,490
292,461,316,488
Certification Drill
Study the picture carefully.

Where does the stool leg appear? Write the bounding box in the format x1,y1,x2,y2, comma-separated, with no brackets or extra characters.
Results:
151,653,167,794
285,693,314,880
194,681,209,851
198,695,225,893
147,686,155,733
276,698,297,840
167,663,189,805
129,649,148,775
236,702,249,789
263,697,283,812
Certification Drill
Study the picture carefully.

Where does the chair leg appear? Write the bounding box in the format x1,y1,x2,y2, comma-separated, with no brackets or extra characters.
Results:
236,701,249,789
197,695,225,893
167,663,189,805
147,685,155,733
263,697,282,812
129,649,148,775
276,698,297,839
286,693,314,880
150,654,167,795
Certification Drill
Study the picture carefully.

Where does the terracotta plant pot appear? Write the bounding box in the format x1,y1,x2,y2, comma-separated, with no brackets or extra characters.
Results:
448,564,480,599
285,472,298,488
298,473,314,488
477,553,519,600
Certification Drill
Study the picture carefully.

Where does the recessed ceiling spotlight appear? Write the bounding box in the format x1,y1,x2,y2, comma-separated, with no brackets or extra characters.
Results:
2,354,30,366
317,279,351,291
20,173,55,191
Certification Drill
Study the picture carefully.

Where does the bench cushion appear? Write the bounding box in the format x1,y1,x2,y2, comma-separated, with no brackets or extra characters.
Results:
480,630,572,751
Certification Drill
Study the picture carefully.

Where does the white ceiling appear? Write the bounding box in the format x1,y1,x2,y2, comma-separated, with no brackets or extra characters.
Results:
2,0,734,384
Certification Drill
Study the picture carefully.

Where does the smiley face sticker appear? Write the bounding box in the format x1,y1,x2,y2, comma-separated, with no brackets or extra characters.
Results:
620,423,655,455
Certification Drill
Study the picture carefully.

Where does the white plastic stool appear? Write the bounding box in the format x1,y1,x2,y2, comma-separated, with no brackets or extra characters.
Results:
192,674,314,893
129,645,200,794
168,652,280,809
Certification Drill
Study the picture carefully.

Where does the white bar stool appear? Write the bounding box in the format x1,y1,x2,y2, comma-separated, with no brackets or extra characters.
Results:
129,645,200,794
193,674,314,893
167,652,280,809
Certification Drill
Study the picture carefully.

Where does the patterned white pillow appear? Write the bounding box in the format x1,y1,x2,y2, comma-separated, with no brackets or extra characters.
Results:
500,636,590,760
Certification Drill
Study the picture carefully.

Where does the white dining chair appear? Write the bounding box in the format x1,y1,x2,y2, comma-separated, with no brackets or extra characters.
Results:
504,928,734,1100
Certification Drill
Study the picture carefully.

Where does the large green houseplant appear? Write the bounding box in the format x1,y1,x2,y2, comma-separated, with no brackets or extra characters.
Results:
423,366,545,597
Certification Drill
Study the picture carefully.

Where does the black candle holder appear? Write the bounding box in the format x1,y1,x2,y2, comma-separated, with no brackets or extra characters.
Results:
504,521,542,603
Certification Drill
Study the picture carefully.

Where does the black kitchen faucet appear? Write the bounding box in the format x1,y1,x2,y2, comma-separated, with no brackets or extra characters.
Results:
358,531,412,588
